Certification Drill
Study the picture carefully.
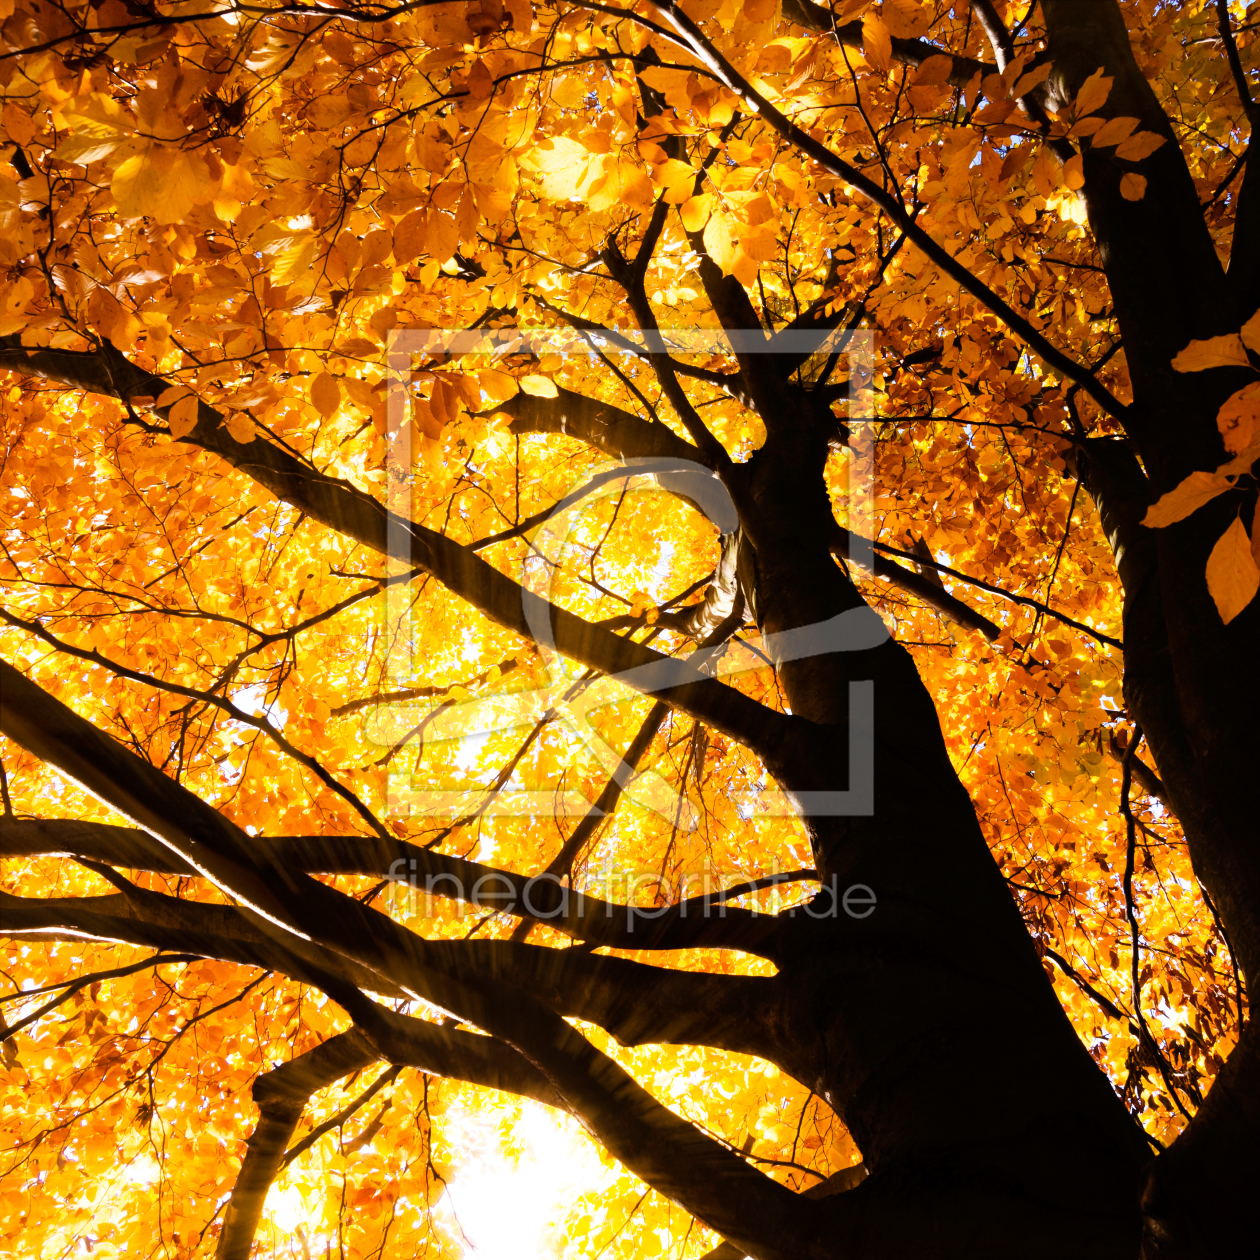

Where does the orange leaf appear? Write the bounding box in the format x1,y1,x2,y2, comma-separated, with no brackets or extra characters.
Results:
311,373,341,417
1239,306,1260,353
1217,381,1260,454
861,14,892,72
881,0,930,40
1142,469,1231,528
1170,333,1250,373
913,55,954,87
412,398,443,440
1113,131,1166,162
1063,155,1085,190
466,59,494,100
1090,115,1139,148
223,412,256,444
1010,62,1053,100
1073,68,1113,117
1119,172,1147,201
167,393,200,440
456,187,480,246
1205,516,1260,624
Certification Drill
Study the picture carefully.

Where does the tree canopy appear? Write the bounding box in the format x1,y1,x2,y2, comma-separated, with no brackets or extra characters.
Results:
1,0,1258,1257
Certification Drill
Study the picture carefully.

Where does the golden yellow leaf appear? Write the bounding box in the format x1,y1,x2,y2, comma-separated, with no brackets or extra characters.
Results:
112,147,208,225
311,373,341,417
1170,333,1251,373
744,0,777,22
272,235,317,286
1216,382,1260,454
587,158,654,213
861,13,892,72
703,211,739,274
526,137,593,202
651,158,698,202
1063,155,1085,190
680,193,714,233
167,393,200,440
307,97,351,128
456,187,480,246
1119,172,1147,201
1205,516,1260,624
1141,469,1231,528
520,374,558,398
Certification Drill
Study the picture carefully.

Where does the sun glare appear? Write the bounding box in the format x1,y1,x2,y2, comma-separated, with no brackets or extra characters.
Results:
440,1102,606,1258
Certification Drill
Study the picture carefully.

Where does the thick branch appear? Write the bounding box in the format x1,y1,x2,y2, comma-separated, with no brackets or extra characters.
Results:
217,1031,379,1260
781,0,991,85
0,817,788,960
0,344,791,758
634,3,1128,420
496,384,702,465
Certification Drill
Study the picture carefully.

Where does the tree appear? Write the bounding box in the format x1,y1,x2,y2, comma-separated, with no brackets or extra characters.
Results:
0,0,1257,1255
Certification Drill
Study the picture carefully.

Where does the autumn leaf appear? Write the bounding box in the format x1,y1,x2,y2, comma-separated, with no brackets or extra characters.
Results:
881,0,930,39
1113,131,1166,161
1171,333,1251,372
311,373,341,417
1073,68,1114,117
466,58,494,100
1090,116,1139,148
223,412,257,444
1205,516,1260,624
1119,173,1148,201
519,374,558,398
861,13,892,72
703,211,739,275
167,393,200,440
1216,382,1260,453
914,55,955,86
1142,469,1232,528
680,194,714,233
1010,62,1053,99
112,147,209,225
1063,155,1085,190
1240,306,1260,353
